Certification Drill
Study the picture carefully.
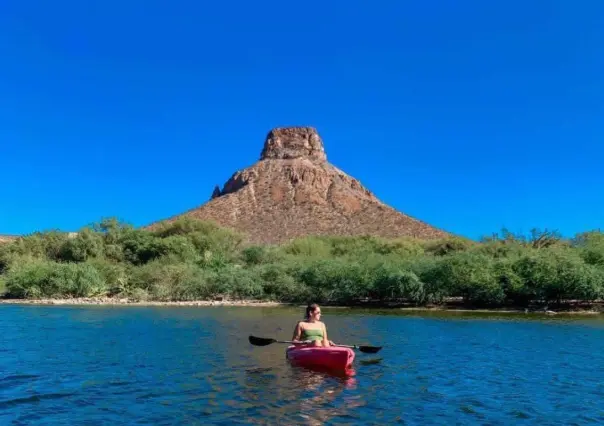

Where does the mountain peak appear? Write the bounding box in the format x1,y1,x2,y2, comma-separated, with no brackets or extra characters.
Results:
148,127,449,244
260,127,326,162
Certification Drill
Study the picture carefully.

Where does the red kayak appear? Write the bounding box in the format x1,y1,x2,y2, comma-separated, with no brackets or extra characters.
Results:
286,345,355,372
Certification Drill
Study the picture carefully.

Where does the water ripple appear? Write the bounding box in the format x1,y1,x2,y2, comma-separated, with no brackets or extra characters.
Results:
1,305,603,425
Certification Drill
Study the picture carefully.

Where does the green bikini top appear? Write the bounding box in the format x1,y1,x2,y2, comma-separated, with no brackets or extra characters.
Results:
301,327,324,341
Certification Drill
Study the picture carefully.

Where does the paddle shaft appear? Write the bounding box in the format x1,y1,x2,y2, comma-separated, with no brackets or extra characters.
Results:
249,335,381,353
264,338,351,347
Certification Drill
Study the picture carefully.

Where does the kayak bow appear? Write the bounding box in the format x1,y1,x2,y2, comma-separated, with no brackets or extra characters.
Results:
285,345,355,372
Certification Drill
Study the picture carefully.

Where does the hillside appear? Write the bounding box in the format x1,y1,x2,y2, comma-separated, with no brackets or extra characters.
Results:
148,127,449,244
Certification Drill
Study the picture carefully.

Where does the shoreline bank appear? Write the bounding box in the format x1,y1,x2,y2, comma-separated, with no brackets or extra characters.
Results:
0,297,283,307
1,297,602,315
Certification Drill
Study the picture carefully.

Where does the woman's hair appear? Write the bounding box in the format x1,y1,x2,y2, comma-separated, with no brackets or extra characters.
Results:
305,303,319,320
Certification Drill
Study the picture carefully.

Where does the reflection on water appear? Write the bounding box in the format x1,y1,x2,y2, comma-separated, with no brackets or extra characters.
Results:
241,365,361,425
1,305,603,425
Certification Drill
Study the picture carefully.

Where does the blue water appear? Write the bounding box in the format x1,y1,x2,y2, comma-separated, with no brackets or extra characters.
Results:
1,305,603,425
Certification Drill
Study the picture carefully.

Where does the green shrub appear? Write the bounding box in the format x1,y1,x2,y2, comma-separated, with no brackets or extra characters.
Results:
186,226,244,259
129,261,209,301
9,231,70,261
129,287,150,302
4,259,107,298
92,217,134,242
324,236,378,257
572,231,604,267
152,217,222,238
317,235,425,259
86,258,129,296
119,230,164,265
424,237,474,256
58,228,104,262
0,216,602,307
255,263,308,302
373,265,426,304
380,238,426,258
492,258,527,304
210,267,265,299
240,245,285,265
282,237,332,258
472,240,527,259
0,245,14,274
240,245,267,265
156,235,201,263
290,258,372,304
513,249,603,305
427,252,505,306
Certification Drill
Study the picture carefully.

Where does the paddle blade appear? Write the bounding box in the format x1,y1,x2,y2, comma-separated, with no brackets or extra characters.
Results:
248,335,277,346
359,358,382,365
358,345,382,354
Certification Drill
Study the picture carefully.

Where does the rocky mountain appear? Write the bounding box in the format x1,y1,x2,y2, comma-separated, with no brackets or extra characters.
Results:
0,235,17,243
148,127,449,244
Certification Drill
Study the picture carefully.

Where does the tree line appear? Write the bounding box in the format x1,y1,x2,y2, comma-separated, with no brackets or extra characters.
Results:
0,217,603,308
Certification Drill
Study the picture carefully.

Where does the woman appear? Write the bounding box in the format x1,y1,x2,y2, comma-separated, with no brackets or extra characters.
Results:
292,303,335,347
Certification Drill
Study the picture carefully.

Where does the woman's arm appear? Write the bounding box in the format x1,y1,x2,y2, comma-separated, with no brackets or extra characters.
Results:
292,321,303,343
322,322,332,347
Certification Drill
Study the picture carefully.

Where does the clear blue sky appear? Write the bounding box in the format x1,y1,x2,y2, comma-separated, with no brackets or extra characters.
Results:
1,1,602,240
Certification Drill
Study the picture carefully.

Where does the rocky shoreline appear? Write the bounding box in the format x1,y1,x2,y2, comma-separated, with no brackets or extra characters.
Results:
0,297,602,315
0,297,285,307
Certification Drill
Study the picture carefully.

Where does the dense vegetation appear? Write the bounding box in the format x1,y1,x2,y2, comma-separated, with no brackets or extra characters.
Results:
1,217,603,308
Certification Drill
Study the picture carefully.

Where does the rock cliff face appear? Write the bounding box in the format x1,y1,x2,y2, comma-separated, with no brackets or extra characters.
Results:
149,127,449,244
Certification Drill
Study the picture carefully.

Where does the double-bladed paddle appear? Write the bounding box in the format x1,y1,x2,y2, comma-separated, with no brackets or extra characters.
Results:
248,335,382,354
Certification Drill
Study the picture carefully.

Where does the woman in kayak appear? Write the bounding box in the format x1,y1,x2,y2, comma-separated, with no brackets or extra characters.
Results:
292,303,335,347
